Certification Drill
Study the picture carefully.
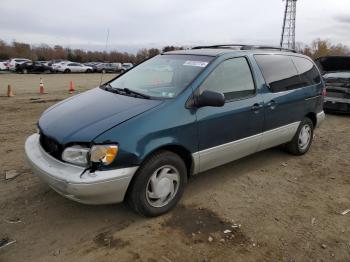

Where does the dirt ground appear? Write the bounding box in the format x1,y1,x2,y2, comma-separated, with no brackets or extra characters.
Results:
0,73,349,262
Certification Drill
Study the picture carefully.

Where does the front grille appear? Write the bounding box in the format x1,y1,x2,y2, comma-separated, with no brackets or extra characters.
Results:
325,79,350,88
327,91,350,99
39,133,63,160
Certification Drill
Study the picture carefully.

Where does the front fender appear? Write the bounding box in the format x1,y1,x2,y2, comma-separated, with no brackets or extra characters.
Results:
93,89,198,170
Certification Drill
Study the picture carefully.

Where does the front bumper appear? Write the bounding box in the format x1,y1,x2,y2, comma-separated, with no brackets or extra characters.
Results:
324,97,350,113
25,134,138,204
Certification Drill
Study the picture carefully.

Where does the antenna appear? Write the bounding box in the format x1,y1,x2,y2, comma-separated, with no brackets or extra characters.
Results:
99,28,110,86
280,0,297,50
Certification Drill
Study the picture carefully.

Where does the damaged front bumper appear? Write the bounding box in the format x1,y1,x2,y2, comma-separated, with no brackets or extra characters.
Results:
324,97,350,113
25,134,138,204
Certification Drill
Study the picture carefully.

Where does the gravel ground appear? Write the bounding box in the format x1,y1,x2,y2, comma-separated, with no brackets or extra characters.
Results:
0,73,349,262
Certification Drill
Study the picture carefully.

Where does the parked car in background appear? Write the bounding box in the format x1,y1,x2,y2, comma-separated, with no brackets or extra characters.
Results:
25,45,325,217
0,60,9,71
36,61,51,67
8,58,31,71
48,59,65,65
96,63,122,73
56,62,93,73
84,62,101,72
316,56,350,113
51,61,70,72
48,60,69,71
16,61,53,74
121,63,133,72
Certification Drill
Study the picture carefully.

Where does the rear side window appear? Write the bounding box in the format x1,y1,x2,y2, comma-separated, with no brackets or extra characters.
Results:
292,57,321,86
255,55,301,92
200,57,255,101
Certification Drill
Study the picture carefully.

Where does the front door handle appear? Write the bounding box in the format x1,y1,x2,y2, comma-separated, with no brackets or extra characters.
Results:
267,100,277,109
251,103,263,112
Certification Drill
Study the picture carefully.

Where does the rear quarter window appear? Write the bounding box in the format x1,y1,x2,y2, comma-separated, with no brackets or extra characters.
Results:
292,57,321,86
254,54,301,92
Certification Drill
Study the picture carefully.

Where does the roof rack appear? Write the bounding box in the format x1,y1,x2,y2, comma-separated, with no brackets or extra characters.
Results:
192,44,296,53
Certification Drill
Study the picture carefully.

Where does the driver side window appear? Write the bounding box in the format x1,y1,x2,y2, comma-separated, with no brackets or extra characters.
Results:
200,57,255,101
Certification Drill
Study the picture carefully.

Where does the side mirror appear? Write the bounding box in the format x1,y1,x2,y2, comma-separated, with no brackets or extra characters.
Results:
196,90,225,108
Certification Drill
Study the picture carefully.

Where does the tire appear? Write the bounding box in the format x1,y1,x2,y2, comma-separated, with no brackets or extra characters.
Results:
285,117,314,155
102,69,106,74
86,69,92,73
22,69,28,74
64,69,70,73
127,150,187,217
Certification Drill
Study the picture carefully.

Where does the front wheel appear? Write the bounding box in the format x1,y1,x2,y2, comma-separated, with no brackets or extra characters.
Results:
285,117,314,155
127,150,187,217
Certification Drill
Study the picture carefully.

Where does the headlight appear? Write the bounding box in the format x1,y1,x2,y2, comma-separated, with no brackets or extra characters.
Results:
62,145,89,166
90,145,118,165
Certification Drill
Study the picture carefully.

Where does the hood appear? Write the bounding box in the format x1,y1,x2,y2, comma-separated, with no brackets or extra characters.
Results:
315,56,350,74
39,87,163,144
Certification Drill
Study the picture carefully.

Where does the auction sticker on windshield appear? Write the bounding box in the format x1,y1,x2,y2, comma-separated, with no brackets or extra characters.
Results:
183,61,209,67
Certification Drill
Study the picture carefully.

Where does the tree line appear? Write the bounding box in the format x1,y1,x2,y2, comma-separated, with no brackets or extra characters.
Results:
0,39,184,64
296,39,350,59
0,38,348,64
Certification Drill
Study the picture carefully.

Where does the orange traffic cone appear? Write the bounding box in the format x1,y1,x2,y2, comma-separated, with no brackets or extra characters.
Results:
39,78,45,94
7,84,14,97
69,81,75,94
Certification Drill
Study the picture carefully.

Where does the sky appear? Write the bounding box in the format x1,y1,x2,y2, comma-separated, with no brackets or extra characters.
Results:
0,0,350,53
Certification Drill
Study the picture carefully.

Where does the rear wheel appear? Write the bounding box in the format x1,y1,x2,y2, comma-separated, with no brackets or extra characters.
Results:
86,69,92,73
127,150,187,217
22,69,28,74
64,69,70,73
285,117,314,155
102,69,106,74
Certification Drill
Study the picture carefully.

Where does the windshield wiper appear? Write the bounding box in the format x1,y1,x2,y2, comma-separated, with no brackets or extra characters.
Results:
102,84,150,99
123,88,150,99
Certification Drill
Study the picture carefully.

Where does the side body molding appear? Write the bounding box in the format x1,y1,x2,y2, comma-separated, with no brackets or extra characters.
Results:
192,122,300,174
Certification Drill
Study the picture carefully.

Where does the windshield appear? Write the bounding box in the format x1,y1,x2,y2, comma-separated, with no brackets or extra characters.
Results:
108,54,213,98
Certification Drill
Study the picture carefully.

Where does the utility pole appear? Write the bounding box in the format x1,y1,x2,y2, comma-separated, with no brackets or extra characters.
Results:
280,0,297,50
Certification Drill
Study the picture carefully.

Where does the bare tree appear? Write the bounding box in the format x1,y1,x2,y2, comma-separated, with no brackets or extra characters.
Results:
299,39,350,59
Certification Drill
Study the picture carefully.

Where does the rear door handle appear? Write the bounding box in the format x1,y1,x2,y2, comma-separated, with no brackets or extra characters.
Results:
267,100,277,109
251,103,263,112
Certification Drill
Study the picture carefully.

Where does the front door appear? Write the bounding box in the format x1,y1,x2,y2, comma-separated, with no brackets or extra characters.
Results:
195,57,264,172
